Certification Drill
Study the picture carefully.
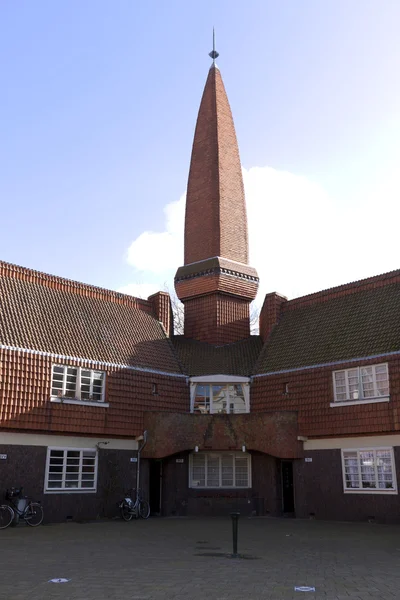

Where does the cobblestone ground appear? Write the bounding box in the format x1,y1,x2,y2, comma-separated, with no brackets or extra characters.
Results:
1,517,400,600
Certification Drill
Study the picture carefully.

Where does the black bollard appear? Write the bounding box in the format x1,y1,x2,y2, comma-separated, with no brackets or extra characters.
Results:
230,512,240,557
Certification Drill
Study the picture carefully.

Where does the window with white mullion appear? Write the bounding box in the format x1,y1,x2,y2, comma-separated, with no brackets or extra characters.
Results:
51,365,105,403
190,452,251,489
357,451,362,490
333,364,389,403
342,448,396,493
62,451,67,488
45,448,97,492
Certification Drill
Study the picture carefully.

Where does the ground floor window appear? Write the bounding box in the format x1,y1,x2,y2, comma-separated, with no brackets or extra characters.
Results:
341,448,397,493
189,452,251,489
45,448,98,492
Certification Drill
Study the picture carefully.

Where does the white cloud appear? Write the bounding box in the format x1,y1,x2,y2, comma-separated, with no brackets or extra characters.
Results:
125,194,184,273
119,164,400,305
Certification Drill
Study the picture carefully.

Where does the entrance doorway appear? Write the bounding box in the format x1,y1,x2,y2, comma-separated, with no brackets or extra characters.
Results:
281,461,295,515
149,460,162,515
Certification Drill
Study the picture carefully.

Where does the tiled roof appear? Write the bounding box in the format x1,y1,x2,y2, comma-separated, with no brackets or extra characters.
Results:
0,261,182,374
172,336,263,376
255,282,400,374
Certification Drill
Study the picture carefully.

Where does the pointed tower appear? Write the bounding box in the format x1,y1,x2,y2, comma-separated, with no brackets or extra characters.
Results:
174,42,259,344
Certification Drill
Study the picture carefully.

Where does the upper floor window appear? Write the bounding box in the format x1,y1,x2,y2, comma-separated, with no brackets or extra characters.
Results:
190,375,250,414
342,448,396,493
332,363,389,404
51,365,106,404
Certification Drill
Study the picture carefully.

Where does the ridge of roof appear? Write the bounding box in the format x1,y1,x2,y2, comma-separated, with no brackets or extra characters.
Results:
0,259,153,313
284,267,400,311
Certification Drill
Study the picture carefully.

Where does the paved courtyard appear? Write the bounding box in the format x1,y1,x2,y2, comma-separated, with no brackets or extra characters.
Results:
1,517,400,600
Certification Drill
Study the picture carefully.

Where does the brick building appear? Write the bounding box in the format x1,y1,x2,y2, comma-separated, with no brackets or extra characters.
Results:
1,51,400,523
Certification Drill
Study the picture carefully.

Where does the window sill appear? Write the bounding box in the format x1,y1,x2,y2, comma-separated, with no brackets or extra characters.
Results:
44,489,97,494
190,412,250,415
50,397,109,408
189,487,251,490
344,489,397,495
330,397,389,408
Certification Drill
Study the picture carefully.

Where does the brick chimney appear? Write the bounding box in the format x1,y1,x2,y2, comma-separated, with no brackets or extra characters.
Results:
174,57,259,344
259,292,287,342
148,291,173,337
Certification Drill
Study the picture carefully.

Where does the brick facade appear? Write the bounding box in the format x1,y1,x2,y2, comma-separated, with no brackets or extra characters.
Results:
252,355,400,438
0,347,188,437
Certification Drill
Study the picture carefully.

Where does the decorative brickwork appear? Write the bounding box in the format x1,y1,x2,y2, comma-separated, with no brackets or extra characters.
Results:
143,410,302,459
175,64,259,344
184,66,248,265
183,295,250,344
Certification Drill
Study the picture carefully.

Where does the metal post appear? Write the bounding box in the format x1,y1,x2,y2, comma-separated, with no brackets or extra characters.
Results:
230,512,240,557
136,430,148,498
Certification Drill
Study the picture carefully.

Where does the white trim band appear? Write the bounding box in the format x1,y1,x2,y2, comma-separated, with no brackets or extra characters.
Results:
304,434,400,451
0,431,138,450
330,397,390,408
50,398,110,408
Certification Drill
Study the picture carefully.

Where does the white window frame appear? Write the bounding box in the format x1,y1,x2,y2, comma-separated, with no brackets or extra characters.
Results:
44,447,98,494
189,452,252,489
341,447,397,495
50,365,108,407
190,375,250,414
331,363,389,407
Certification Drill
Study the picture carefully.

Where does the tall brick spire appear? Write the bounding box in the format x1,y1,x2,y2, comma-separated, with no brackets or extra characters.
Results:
184,64,249,265
175,51,259,345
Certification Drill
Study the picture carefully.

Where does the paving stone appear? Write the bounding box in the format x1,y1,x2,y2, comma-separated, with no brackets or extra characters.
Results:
1,518,400,599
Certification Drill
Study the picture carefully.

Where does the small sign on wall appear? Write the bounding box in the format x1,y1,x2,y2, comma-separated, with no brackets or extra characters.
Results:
176,458,184,463
0,454,7,460
305,457,313,463
130,457,138,463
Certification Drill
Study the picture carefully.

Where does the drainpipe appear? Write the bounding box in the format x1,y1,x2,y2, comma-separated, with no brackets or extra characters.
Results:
136,430,148,497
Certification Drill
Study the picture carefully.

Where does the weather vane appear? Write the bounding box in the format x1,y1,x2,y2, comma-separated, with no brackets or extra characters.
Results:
209,28,219,63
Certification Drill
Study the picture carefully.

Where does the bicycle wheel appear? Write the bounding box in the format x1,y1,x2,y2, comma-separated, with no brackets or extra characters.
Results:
121,502,133,522
0,505,14,529
25,503,44,527
139,500,150,519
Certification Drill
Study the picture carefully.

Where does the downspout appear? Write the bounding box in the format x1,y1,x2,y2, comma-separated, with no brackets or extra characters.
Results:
136,430,148,496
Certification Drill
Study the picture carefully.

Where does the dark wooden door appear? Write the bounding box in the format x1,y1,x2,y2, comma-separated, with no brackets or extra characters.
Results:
149,460,162,515
281,461,295,514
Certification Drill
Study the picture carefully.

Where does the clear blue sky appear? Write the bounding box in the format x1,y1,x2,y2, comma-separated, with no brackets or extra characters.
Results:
1,1,399,299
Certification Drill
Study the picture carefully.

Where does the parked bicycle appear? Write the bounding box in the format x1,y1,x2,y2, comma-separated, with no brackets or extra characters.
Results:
119,488,150,521
0,487,44,529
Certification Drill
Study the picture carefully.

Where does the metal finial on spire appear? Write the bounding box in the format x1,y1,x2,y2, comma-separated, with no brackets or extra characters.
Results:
209,28,219,63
